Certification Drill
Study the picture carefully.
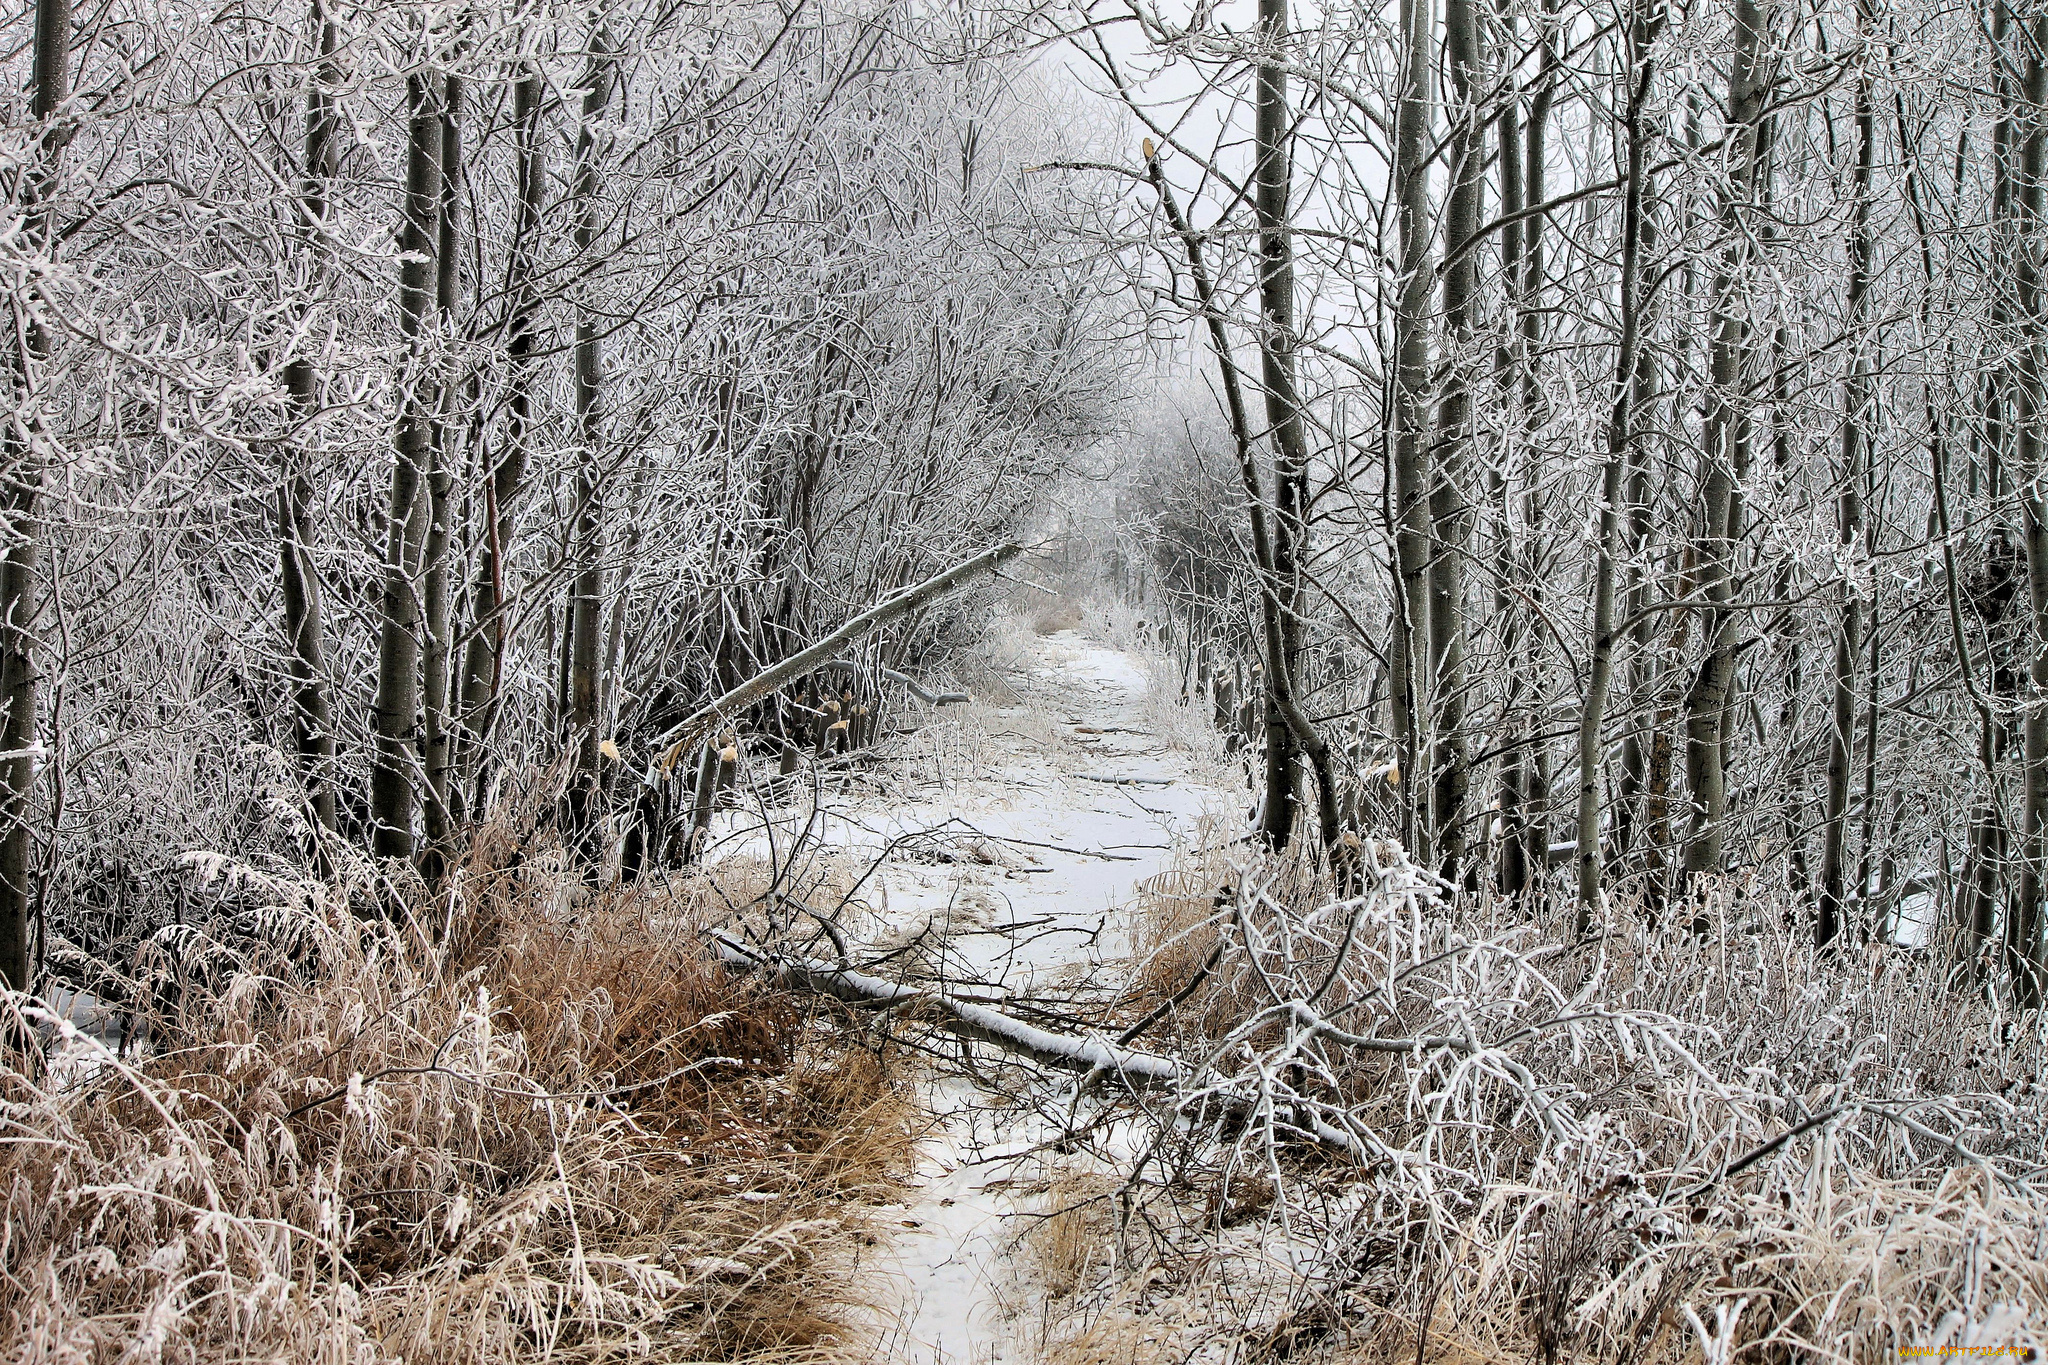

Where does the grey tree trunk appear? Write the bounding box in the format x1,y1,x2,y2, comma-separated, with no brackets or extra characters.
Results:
1390,0,1437,861
2009,11,2048,1003
1962,7,2018,963
1821,9,1874,949
1576,1,1658,922
419,73,463,869
1681,0,1767,888
456,69,546,815
1498,4,1559,895
369,71,443,864
1613,188,1664,876
1142,146,1342,863
1491,7,1528,893
277,0,339,840
565,38,614,855
1253,0,1328,851
0,0,70,988
1431,0,1483,881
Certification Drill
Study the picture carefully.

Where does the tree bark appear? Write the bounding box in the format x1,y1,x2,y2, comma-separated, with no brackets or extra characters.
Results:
2009,10,2048,1003
0,0,69,988
419,72,463,870
1498,1,1559,894
565,39,614,857
1142,147,1342,861
1820,9,1874,949
1682,0,1767,890
457,68,546,815
277,0,339,840
1390,0,1437,862
1431,0,1484,881
1577,0,1659,922
369,70,442,865
1252,0,1318,850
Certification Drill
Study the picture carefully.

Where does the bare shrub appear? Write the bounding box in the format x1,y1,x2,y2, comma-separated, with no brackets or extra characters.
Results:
1087,845,2048,1361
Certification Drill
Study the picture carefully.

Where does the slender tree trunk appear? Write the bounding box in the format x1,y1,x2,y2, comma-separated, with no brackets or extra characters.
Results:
2010,11,2048,1003
1614,195,1664,876
0,0,69,988
1390,0,1436,861
564,39,614,856
1252,0,1327,851
457,68,546,815
1143,147,1341,864
419,73,463,870
277,392,336,837
278,0,339,840
1682,0,1766,890
1577,0,1659,922
1499,3,1559,893
1431,0,1485,881
1492,0,1530,893
1820,16,1875,949
1964,15,2018,964
369,70,443,865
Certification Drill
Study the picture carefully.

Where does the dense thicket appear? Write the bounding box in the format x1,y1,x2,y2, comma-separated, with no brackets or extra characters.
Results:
0,0,1115,986
1078,0,2048,1004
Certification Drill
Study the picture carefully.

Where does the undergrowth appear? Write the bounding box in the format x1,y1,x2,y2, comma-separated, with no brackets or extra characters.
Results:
1,825,913,1363
1047,842,2048,1363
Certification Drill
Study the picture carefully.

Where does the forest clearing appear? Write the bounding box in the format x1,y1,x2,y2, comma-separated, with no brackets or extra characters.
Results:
7,0,2048,1357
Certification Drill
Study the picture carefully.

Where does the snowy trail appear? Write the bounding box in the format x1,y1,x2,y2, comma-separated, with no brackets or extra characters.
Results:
849,629,1227,1363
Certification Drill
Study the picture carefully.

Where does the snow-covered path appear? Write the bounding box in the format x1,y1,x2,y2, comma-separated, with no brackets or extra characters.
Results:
852,629,1228,1363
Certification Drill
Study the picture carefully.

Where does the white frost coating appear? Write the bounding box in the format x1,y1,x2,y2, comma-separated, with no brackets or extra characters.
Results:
710,932,1183,1082
792,625,1227,1361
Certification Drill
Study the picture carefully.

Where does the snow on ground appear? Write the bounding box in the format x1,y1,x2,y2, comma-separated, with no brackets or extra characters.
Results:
838,627,1232,1363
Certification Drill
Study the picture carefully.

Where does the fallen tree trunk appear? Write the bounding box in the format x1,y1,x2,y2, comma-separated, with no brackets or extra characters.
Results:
657,543,1024,774
706,930,1182,1083
706,929,1374,1159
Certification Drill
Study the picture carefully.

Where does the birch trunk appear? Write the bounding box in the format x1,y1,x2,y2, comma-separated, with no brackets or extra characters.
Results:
369,70,442,864
456,69,546,813
0,0,69,986
1577,2,1658,921
565,40,614,855
1820,8,1873,948
1390,0,1436,861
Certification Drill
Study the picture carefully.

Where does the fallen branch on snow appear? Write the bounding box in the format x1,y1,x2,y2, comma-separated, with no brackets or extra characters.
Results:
705,929,1181,1083
705,929,1377,1161
817,659,971,706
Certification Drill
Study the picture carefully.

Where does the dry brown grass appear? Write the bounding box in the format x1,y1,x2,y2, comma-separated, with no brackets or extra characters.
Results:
1030,1168,1120,1300
1,833,914,1363
1031,600,1085,636
1123,837,1328,1043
